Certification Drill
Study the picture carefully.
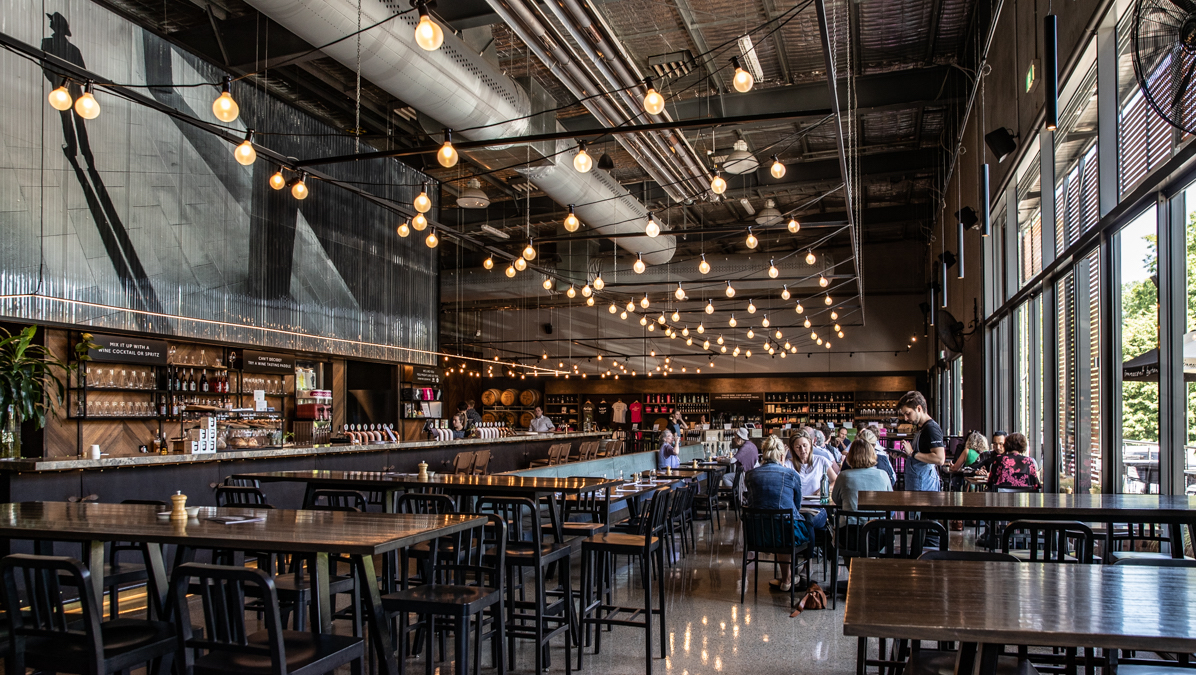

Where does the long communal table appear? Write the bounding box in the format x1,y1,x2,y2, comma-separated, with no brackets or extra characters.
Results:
0,501,484,675
843,558,1196,675
856,491,1196,557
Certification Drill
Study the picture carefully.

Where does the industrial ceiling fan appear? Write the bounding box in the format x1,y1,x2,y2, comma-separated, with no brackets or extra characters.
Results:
1133,0,1196,134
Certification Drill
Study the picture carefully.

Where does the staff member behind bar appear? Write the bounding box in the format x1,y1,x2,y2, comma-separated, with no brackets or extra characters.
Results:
528,406,556,433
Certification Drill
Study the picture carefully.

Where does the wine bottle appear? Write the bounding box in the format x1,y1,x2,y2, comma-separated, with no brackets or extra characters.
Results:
200,369,209,393
188,369,196,392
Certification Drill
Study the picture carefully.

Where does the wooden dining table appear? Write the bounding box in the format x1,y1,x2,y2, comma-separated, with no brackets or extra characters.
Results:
843,558,1196,675
856,491,1196,557
0,501,485,675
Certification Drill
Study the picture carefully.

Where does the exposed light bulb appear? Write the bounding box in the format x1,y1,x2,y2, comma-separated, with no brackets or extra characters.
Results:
641,294,650,308
731,56,754,93
710,170,727,195
234,130,256,166
803,318,811,328
574,142,593,173
425,230,439,248
658,313,667,324
747,300,756,314
48,83,73,111
703,339,711,349
775,329,783,339
645,213,660,237
675,283,686,300
672,310,681,322
687,337,693,345
74,82,100,119
523,240,536,261
721,345,727,353
825,294,833,305
745,228,758,249
768,259,779,278
627,301,635,312
586,296,595,306
414,5,444,51
291,173,309,200
788,217,801,234
838,330,845,338
514,257,527,271
563,205,580,232
647,324,655,331
640,316,648,326
437,129,458,168
796,303,804,314
706,300,715,314
781,285,791,300
643,77,665,115
811,331,818,340
566,285,577,298
620,310,628,320
269,171,286,190
770,155,786,179
412,213,428,230
834,324,841,332
682,326,690,336
593,274,605,291
819,275,829,287
581,284,592,298
717,335,725,345
505,265,517,278
762,315,770,328
747,328,755,339
831,310,839,320
725,281,736,298
544,277,554,290
697,323,705,334
483,257,494,270
633,254,646,274
698,254,711,275
729,314,737,327
397,220,410,238
805,250,816,265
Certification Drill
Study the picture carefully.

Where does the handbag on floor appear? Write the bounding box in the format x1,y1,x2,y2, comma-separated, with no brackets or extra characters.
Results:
790,582,827,616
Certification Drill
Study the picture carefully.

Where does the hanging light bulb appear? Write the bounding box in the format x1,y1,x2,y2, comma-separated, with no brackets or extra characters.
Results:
747,328,755,339
626,301,635,312
581,284,592,298
825,294,833,305
687,337,694,345
784,341,791,350
717,335,725,345
729,314,738,327
543,277,554,290
721,345,728,353
824,340,831,348
563,204,580,232
234,129,257,166
804,318,811,328
838,330,845,339
819,274,829,288
48,81,73,111
706,300,715,314
437,129,458,168
658,312,667,324
620,310,629,320
74,82,100,119
768,259,779,278
673,283,686,301
647,323,655,332
641,294,650,308
483,256,495,270
643,76,665,115
505,264,517,278
291,172,309,200
811,331,818,341
731,56,755,93
831,310,839,320
573,141,593,173
413,185,433,215
645,212,660,237
397,220,411,238
633,254,646,274
770,154,786,179
787,217,800,234
523,239,536,261
640,316,648,326
775,329,783,340
671,310,681,322
408,214,426,232
710,169,727,195
697,323,705,334
414,3,444,51
805,249,816,265
703,339,710,349
514,257,527,271
269,170,286,190
698,254,711,275
725,281,736,298
834,324,842,332
745,227,758,249
747,300,756,314
733,346,741,356
762,315,770,328
586,296,595,306
781,285,791,300
425,230,439,248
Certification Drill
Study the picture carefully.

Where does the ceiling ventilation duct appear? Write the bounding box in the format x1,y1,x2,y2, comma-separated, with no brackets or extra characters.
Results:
242,0,675,264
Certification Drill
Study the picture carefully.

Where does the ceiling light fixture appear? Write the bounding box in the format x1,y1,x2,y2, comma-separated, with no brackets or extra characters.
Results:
710,169,727,194
414,2,444,50
770,155,786,179
643,76,665,115
523,239,536,261
645,212,660,237
574,141,593,173
291,172,309,200
212,76,239,122
633,253,646,274
234,130,257,165
74,82,101,119
731,56,754,92
698,253,711,275
745,227,758,249
437,129,458,167
768,259,779,278
269,170,286,190
483,256,494,270
397,220,410,238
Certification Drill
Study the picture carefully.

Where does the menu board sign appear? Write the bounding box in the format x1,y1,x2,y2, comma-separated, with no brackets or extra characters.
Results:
231,349,296,374
88,334,169,365
409,365,441,386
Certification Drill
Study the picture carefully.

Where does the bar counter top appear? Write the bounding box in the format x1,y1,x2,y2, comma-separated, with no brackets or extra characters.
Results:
0,431,610,472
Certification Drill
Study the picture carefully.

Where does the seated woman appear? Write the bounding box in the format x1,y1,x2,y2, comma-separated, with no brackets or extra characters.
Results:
852,428,896,484
832,439,893,511
658,429,679,469
744,436,812,592
986,432,1040,491
790,430,837,531
946,431,988,490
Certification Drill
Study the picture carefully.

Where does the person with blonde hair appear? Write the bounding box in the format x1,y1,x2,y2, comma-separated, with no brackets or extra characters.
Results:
832,439,893,511
658,429,679,469
848,427,896,485
744,434,810,591
950,431,988,472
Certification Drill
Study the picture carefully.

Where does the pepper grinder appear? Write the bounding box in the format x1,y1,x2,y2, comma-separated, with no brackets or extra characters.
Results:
417,461,429,481
170,490,188,520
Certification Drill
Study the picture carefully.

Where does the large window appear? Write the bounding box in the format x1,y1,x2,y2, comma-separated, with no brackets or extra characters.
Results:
1184,184,1196,494
1055,253,1103,494
1115,206,1159,493
1055,64,1099,250
1117,9,1175,197
1016,147,1043,288
1057,271,1077,492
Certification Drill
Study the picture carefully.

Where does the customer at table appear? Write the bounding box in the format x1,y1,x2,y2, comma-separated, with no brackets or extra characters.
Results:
719,427,759,486
946,431,988,493
744,438,811,592
790,430,836,530
465,399,484,427
847,428,896,485
802,426,840,466
828,425,850,455
986,432,1040,491
972,429,1007,473
832,439,893,511
528,406,556,433
449,413,467,439
667,410,685,438
658,429,680,469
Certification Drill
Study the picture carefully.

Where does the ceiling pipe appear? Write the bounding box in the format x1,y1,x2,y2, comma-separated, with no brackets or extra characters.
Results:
242,0,676,264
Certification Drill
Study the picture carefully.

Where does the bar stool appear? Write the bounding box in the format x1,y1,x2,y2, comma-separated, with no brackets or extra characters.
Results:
577,487,671,675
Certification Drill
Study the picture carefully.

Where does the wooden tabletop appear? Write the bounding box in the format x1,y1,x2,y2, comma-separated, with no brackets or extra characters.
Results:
843,559,1196,652
856,491,1196,521
0,502,484,556
234,470,622,494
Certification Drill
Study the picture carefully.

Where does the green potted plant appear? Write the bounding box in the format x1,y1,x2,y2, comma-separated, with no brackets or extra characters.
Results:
0,327,95,459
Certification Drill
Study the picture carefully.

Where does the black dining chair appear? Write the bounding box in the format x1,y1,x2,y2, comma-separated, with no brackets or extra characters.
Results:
918,550,1021,563
100,499,168,620
862,519,948,559
214,485,272,507
1001,520,1095,563
0,554,176,675
167,562,364,675
310,489,369,512
740,507,812,607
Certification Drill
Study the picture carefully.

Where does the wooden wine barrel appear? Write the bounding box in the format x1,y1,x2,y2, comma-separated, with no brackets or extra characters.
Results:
500,389,518,406
481,389,500,406
502,411,517,426
519,389,541,406
519,411,534,428
482,412,496,424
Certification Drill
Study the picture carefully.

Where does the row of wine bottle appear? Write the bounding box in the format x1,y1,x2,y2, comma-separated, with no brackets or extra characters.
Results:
167,368,229,394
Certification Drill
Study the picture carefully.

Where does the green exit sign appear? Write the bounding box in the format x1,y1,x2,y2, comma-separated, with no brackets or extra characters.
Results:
1025,60,1039,93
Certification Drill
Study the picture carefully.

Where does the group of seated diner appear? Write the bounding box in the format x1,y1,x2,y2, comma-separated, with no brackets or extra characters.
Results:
948,429,1040,491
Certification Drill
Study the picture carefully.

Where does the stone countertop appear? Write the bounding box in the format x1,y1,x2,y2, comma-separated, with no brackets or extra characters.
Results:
0,431,610,472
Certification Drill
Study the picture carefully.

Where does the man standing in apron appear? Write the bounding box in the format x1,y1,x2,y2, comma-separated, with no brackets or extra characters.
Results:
893,390,946,548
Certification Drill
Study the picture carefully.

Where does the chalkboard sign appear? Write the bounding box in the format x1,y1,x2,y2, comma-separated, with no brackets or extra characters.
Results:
230,349,296,374
88,334,169,365
409,365,441,385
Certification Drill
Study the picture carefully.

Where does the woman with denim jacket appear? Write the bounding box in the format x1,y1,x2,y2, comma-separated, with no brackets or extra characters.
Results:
745,436,811,591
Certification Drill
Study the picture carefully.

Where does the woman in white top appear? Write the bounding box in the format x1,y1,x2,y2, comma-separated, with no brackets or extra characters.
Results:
791,429,838,496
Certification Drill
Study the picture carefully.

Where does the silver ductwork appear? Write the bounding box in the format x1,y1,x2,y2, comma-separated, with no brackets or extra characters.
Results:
242,0,675,264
